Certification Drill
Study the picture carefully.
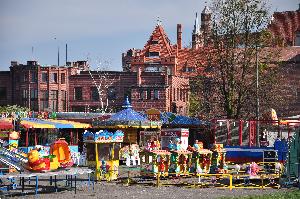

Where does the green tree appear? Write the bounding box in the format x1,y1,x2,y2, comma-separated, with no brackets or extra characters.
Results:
0,105,29,114
193,0,292,119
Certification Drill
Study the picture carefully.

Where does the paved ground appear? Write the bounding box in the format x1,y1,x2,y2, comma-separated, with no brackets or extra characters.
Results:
21,182,289,199
0,166,296,199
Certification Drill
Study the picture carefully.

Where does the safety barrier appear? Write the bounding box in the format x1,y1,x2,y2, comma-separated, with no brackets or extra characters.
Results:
93,165,282,190
121,169,282,189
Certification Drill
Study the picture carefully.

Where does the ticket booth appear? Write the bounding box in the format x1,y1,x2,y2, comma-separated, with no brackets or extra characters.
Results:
83,130,124,181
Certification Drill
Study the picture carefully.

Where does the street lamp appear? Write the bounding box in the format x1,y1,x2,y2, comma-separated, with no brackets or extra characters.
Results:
255,43,260,147
54,37,60,66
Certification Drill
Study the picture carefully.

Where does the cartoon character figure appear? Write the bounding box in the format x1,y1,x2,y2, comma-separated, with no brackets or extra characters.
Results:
27,149,49,171
101,160,108,174
168,140,175,150
249,162,259,176
275,162,283,174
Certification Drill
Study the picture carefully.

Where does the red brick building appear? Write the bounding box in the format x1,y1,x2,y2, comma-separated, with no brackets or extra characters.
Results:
68,69,189,114
2,60,88,112
122,7,212,78
268,6,300,46
121,6,300,117
1,59,189,115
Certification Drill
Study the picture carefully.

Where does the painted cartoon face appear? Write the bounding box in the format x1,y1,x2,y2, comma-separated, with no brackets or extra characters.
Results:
28,150,40,163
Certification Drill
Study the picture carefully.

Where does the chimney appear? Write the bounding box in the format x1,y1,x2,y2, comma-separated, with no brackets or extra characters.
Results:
177,24,182,49
137,67,142,86
11,61,18,66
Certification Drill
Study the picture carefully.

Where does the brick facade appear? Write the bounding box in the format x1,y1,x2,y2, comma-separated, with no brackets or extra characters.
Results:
268,7,300,46
3,60,88,112
68,70,189,115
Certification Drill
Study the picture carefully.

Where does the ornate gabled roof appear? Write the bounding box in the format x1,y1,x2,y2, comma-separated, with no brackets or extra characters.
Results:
142,25,175,57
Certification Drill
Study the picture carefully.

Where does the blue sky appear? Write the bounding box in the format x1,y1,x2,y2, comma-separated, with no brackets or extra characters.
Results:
0,0,298,71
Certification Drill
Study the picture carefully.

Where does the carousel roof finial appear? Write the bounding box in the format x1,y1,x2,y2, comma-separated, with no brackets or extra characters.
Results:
122,96,132,108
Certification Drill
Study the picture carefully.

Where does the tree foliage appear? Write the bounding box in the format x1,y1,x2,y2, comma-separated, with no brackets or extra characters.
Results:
0,105,29,114
191,0,293,119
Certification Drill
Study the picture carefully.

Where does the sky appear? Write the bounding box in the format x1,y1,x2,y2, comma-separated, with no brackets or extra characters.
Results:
0,0,298,71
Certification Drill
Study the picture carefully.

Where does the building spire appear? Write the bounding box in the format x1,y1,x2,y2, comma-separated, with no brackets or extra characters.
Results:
156,16,162,26
193,12,200,34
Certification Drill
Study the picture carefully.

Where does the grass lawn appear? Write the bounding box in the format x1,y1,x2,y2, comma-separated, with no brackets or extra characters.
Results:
220,189,300,199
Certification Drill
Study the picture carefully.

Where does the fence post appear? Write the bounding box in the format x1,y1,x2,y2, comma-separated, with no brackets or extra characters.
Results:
261,174,264,189
156,172,160,187
126,171,130,185
229,175,233,190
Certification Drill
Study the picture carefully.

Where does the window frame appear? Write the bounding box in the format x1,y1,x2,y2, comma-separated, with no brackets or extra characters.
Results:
74,87,83,101
90,87,99,101
107,87,117,100
51,73,58,83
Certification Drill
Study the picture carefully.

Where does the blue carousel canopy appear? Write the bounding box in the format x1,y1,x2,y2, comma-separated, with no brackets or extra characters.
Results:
160,112,204,126
108,97,147,122
92,97,162,128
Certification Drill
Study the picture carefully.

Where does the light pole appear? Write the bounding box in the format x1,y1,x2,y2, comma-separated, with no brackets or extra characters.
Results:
255,44,260,147
54,38,60,66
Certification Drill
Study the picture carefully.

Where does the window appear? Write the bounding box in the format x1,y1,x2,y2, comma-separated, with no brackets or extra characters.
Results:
151,40,159,44
72,106,85,112
30,100,38,111
139,90,145,100
295,31,300,46
51,73,58,83
40,90,48,111
74,87,83,101
40,90,48,99
30,89,38,99
40,100,49,111
41,72,48,83
61,90,67,111
185,67,195,72
148,52,160,58
50,100,58,111
23,73,29,82
50,90,58,100
124,88,131,101
90,87,99,101
22,89,28,99
30,71,37,82
107,87,117,100
154,89,159,100
0,87,7,100
147,89,151,100
49,90,58,111
61,73,66,84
